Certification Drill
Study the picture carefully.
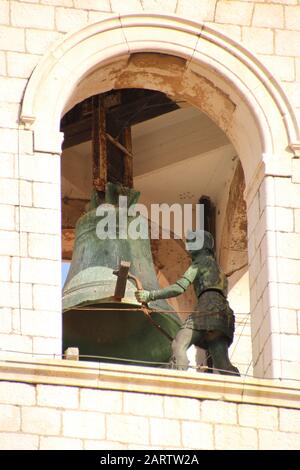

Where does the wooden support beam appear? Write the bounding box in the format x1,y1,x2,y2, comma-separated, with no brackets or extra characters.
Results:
92,95,107,192
124,127,133,188
105,132,133,159
61,89,179,150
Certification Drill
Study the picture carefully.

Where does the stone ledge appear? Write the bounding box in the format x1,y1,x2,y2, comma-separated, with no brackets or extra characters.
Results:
0,357,299,410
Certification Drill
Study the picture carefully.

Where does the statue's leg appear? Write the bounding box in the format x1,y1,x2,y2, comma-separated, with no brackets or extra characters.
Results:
207,335,240,376
170,328,201,370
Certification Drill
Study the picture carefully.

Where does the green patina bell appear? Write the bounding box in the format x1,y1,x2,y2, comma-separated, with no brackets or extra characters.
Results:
62,183,181,365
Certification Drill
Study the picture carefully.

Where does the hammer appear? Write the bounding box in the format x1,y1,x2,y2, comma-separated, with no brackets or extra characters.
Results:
113,261,174,342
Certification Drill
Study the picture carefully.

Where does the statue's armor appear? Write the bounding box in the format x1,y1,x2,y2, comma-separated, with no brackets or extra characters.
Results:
178,242,235,348
148,231,235,349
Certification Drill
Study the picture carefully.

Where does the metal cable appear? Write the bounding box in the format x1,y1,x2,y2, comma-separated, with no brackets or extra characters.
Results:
1,347,300,382
63,304,251,322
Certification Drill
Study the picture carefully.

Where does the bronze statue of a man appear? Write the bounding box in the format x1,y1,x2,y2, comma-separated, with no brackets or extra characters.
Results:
135,231,240,376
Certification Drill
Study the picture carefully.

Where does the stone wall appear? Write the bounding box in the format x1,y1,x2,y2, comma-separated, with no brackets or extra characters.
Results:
1,0,300,112
0,369,299,450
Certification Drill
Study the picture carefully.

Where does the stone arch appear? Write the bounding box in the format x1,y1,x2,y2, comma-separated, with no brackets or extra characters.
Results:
20,14,299,186
19,13,300,378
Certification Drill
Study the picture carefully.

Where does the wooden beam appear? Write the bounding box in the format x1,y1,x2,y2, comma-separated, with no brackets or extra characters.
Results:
124,127,133,188
105,132,133,159
61,90,179,150
92,96,107,191
108,93,179,127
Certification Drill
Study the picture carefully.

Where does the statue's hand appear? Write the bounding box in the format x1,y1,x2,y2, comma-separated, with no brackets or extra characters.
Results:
135,290,151,304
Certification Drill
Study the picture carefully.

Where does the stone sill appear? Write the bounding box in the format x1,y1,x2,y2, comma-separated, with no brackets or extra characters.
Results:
0,357,299,410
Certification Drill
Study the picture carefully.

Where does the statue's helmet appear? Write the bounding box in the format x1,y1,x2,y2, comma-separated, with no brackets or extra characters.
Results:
186,230,214,255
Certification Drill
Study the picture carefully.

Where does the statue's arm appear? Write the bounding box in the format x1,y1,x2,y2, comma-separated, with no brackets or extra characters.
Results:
136,264,198,303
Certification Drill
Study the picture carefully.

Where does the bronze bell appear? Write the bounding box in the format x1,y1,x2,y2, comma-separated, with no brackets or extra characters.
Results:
62,183,182,365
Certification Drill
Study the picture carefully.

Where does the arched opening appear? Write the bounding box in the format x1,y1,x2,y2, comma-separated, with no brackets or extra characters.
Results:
60,69,251,373
20,14,299,378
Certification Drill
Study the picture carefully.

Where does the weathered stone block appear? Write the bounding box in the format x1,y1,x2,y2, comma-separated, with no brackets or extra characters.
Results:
40,437,83,450
252,4,283,29
7,52,39,79
150,417,181,447
124,392,163,417
20,207,60,235
274,178,300,208
80,389,123,414
17,257,59,285
0,129,18,154
0,26,25,52
275,30,300,56
22,407,61,435
201,400,237,425
141,0,177,13
0,382,36,406
276,232,300,259
0,77,27,104
0,332,32,356
11,1,55,30
294,209,300,233
25,29,63,55
21,309,61,337
32,337,61,355
242,27,273,54
74,0,111,10
0,404,20,431
19,154,60,183
280,334,300,362
28,233,60,260
33,182,60,209
0,1,9,25
0,154,15,178
274,207,294,232
280,408,300,433
19,180,32,207
37,384,79,409
0,281,19,308
276,308,298,334
84,440,127,450
238,404,278,430
33,285,61,311
164,396,200,421
56,7,88,33
277,258,300,284
177,0,216,21
0,307,11,333
42,0,73,5
214,424,258,450
0,205,15,231
0,51,6,76
181,421,214,449
63,410,105,439
0,433,38,450
215,1,253,26
205,22,242,41
259,429,300,450
285,5,300,31
292,159,300,184
107,414,149,445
